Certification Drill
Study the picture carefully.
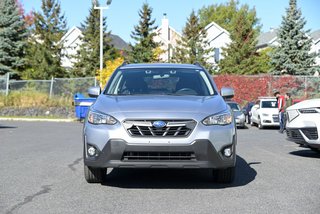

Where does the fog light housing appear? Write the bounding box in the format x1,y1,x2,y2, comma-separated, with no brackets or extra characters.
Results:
87,146,97,157
223,147,232,157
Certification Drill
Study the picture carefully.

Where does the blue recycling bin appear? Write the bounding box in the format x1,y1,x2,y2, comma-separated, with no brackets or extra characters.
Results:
74,93,96,120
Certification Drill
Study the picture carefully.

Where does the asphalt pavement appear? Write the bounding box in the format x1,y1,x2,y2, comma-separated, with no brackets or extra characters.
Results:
0,121,319,214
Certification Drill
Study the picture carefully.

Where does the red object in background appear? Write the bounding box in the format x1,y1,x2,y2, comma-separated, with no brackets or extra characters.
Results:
293,99,303,105
213,75,302,106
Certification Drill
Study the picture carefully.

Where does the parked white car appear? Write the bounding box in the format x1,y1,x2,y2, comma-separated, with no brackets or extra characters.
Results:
286,99,320,152
250,97,279,129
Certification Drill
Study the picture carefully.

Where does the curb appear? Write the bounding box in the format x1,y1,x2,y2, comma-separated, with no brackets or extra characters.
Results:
0,117,77,122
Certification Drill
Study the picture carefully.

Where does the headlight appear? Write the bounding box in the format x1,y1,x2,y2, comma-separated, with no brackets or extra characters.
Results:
88,110,117,125
202,112,233,126
287,110,299,122
299,108,318,114
262,113,269,117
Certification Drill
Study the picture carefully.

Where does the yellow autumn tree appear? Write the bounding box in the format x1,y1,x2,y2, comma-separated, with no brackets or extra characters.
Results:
96,57,124,87
153,47,165,62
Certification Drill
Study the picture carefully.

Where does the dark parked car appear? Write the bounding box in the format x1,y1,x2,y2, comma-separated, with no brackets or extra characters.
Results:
242,102,254,124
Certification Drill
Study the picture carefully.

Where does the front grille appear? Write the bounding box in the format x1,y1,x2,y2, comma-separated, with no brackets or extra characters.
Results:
122,151,196,161
272,114,279,122
286,128,318,142
123,120,196,137
301,128,318,140
286,129,305,143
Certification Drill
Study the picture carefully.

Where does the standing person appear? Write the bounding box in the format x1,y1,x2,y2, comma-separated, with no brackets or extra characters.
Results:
274,90,285,133
283,92,293,130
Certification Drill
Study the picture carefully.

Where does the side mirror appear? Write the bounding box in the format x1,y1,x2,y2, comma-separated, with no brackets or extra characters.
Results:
88,86,101,98
220,87,234,100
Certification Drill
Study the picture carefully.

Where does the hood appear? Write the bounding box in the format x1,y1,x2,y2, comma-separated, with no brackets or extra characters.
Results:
287,99,320,110
233,110,244,117
259,107,279,114
92,95,227,115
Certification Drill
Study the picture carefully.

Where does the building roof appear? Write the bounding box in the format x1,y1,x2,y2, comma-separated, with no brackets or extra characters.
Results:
108,34,129,50
119,63,202,70
204,21,230,36
61,26,129,50
310,29,320,43
257,29,278,48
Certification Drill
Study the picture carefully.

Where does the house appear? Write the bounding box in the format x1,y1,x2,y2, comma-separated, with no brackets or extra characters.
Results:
256,28,279,51
153,14,182,62
310,29,320,66
60,26,129,69
203,22,231,67
257,28,320,67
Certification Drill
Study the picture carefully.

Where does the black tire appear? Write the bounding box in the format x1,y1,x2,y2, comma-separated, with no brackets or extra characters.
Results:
258,120,264,129
84,165,106,183
213,167,235,183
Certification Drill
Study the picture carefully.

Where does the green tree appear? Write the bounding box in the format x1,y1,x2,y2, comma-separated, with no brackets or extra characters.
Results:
219,5,261,74
129,3,161,63
271,0,318,75
73,2,118,77
172,10,212,70
0,0,27,75
256,47,274,74
23,0,67,79
198,0,238,32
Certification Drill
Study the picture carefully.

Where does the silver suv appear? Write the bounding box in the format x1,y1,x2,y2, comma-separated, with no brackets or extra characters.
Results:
83,63,237,183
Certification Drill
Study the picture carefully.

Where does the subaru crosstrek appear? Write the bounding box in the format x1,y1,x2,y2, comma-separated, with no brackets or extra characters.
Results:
83,63,237,183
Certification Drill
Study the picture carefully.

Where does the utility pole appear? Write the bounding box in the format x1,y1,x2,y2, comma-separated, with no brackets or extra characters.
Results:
92,0,112,87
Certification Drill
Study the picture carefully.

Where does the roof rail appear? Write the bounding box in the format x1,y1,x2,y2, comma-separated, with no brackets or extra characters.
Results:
258,96,276,99
193,62,205,69
121,61,129,66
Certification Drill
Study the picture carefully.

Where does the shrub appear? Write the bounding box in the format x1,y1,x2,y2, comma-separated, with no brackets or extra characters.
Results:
0,90,73,108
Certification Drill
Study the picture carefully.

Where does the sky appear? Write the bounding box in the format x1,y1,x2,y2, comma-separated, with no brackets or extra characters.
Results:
20,0,320,43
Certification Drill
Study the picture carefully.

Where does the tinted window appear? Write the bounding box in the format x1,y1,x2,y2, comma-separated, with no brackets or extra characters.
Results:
261,101,278,108
105,68,215,96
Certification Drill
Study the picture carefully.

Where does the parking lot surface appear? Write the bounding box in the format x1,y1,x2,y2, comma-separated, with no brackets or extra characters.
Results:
0,121,319,214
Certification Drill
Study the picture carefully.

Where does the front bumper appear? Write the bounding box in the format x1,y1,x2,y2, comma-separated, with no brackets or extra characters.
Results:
83,120,237,169
260,114,280,126
286,127,320,148
286,111,320,148
84,139,236,169
235,117,245,127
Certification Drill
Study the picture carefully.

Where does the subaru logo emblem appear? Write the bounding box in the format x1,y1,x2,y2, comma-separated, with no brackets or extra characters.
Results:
153,120,166,128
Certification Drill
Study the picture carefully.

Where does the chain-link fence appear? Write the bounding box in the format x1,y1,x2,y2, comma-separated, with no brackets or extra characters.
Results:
1,75,319,101
0,77,97,98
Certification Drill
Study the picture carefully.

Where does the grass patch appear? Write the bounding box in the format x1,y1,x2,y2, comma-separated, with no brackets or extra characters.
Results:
0,91,73,108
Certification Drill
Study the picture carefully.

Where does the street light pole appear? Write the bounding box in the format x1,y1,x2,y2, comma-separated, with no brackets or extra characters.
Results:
92,0,111,87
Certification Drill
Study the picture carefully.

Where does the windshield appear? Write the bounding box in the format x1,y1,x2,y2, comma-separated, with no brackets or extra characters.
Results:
105,68,215,96
261,101,278,108
227,103,241,111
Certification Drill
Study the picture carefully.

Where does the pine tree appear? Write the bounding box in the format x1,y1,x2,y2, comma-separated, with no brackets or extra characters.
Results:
172,10,212,70
271,0,318,75
0,0,27,75
219,5,261,74
73,2,118,77
129,3,161,63
23,0,67,79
